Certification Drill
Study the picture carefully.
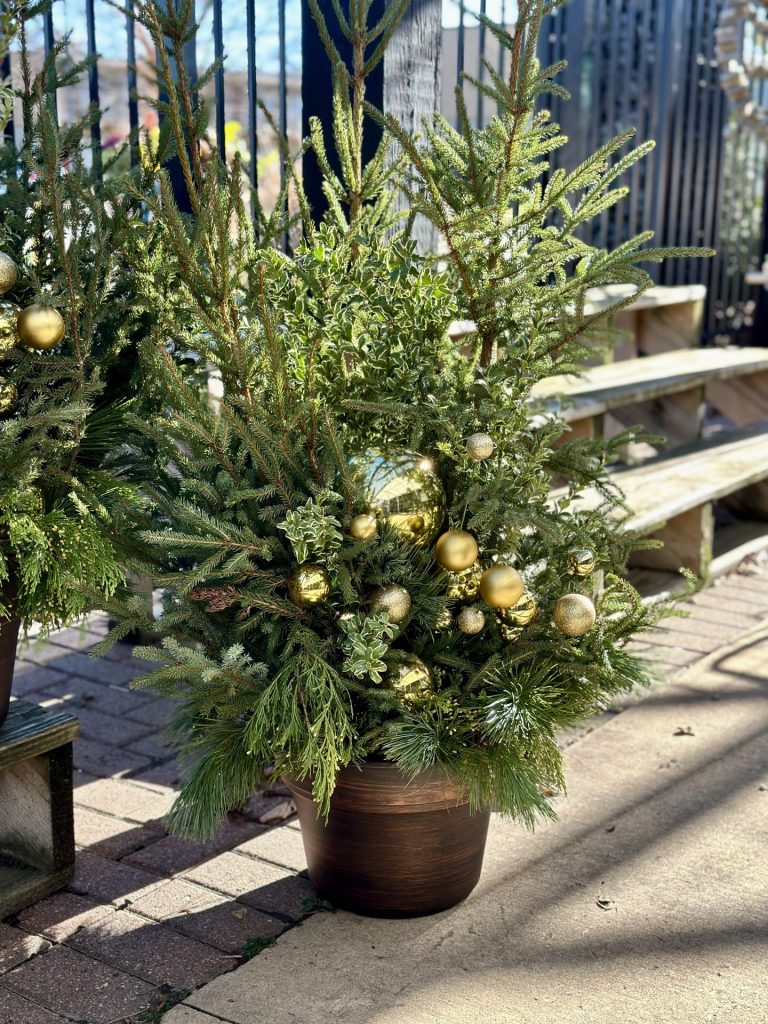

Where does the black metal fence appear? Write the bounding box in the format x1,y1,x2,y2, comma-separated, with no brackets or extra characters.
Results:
3,0,766,342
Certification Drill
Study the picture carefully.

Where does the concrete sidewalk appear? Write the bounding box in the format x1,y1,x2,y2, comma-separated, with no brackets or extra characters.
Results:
166,620,768,1024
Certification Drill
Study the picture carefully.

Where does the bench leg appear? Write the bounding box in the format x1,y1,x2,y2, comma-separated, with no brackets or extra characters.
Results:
629,503,714,577
638,299,704,354
610,385,706,449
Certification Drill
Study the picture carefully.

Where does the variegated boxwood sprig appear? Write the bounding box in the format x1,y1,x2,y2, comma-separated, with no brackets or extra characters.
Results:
338,610,396,684
277,493,344,563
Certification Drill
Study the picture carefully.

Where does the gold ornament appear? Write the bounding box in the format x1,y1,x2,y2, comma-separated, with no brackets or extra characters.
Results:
553,593,596,637
479,564,524,609
457,605,485,635
446,563,482,600
507,591,538,627
568,548,596,577
499,621,523,642
287,564,330,607
0,254,18,295
0,302,20,358
435,607,453,630
382,654,434,702
349,513,378,541
0,376,18,414
435,529,479,572
369,583,412,625
17,304,65,351
350,449,445,547
466,432,494,461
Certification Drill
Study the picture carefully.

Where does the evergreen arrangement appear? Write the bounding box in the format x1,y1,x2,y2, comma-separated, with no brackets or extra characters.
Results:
103,0,710,839
0,2,142,630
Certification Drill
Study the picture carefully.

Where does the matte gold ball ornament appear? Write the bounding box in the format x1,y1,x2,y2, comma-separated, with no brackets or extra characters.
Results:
466,432,495,461
382,654,435,702
507,591,539,626
369,583,412,625
446,563,482,600
349,513,378,541
435,529,479,572
17,304,65,351
553,593,597,637
0,254,18,295
350,448,445,547
286,564,331,607
457,605,485,635
479,564,524,609
0,302,20,358
568,548,596,577
0,376,18,414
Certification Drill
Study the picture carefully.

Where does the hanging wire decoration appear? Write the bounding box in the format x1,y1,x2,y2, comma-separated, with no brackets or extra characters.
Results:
716,2,768,138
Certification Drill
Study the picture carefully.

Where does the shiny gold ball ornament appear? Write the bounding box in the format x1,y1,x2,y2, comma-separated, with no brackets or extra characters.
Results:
350,449,445,547
446,563,483,600
507,591,539,627
553,593,597,637
466,432,495,461
457,605,485,635
568,548,596,577
499,621,523,642
435,529,479,572
479,565,524,609
0,254,18,295
0,302,20,357
369,584,412,625
286,564,330,607
435,607,453,630
0,376,18,414
17,304,65,351
382,654,434,702
349,513,378,541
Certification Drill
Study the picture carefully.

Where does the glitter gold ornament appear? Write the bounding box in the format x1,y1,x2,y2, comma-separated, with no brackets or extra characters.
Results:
0,376,18,414
0,254,18,295
507,591,538,626
17,304,65,351
553,593,596,637
349,513,378,541
447,563,482,600
382,654,434,701
466,432,494,461
479,565,524,609
369,583,412,625
0,302,20,358
287,564,330,607
350,448,445,547
435,529,479,572
568,548,596,577
457,605,485,635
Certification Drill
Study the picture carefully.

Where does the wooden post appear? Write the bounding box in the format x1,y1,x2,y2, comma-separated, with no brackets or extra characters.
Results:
302,0,442,250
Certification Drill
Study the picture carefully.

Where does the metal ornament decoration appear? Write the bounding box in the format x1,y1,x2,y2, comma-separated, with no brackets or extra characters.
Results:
287,564,331,607
507,591,538,626
369,584,412,625
457,605,485,635
349,513,378,541
479,564,524,609
446,563,482,600
382,654,435,702
0,303,20,358
568,548,596,577
466,432,495,461
17,305,66,351
552,593,597,637
435,607,453,630
0,254,18,295
350,449,445,547
0,377,18,415
435,529,479,572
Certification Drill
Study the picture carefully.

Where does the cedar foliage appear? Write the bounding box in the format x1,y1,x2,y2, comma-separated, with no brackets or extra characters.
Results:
103,0,710,838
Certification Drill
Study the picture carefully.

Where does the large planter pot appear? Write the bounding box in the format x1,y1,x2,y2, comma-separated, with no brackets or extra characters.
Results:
0,577,20,728
286,761,491,918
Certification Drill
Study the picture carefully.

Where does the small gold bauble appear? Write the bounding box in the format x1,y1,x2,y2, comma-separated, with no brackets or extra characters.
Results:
287,564,330,607
0,376,18,414
466,432,495,461
0,302,20,358
435,607,453,630
0,254,18,295
553,593,596,637
369,583,412,625
457,605,485,635
568,548,596,577
17,304,66,351
446,563,483,600
507,591,538,627
382,654,434,701
479,564,524,609
349,513,378,541
435,529,479,572
499,621,523,642
350,448,445,547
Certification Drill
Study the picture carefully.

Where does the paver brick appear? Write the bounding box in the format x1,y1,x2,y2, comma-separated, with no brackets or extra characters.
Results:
7,665,67,696
36,673,151,718
650,628,722,654
67,908,232,990
128,759,185,789
236,824,307,873
68,850,164,907
162,1006,222,1024
74,776,176,824
183,852,315,920
123,817,265,876
0,925,49,976
711,581,768,607
0,987,69,1024
59,704,153,746
123,694,177,727
691,590,768,616
2,944,156,1024
658,616,743,641
73,736,152,778
74,806,162,858
17,892,113,943
639,645,702,668
38,651,141,686
679,604,760,629
126,731,173,761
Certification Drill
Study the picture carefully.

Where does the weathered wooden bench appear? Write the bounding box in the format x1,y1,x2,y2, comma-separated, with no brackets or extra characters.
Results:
0,701,79,917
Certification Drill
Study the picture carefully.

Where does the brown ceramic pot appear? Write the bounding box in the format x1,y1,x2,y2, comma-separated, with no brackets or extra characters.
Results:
0,576,20,728
286,761,491,918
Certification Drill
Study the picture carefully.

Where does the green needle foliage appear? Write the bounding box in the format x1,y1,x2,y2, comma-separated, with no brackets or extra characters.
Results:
104,0,710,839
0,1,144,628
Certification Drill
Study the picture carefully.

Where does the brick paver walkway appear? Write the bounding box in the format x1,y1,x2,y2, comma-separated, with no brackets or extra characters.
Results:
2,558,768,1023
